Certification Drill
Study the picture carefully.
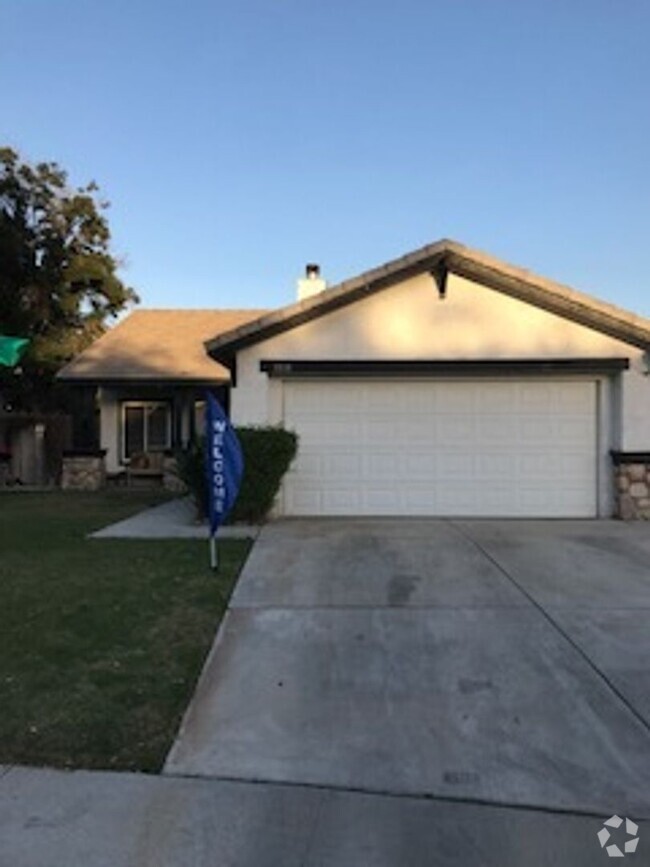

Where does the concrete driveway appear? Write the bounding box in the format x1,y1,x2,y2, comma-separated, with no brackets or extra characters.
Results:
166,519,650,820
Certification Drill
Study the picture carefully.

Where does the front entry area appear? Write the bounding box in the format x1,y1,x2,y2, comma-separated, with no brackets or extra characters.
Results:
281,379,598,517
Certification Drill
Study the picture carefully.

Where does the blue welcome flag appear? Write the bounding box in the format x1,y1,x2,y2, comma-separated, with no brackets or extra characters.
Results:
205,392,244,550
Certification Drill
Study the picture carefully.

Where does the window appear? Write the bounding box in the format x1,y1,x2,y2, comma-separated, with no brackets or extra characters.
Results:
121,401,171,462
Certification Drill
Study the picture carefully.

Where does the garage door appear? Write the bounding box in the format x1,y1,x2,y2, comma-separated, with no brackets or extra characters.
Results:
282,380,597,517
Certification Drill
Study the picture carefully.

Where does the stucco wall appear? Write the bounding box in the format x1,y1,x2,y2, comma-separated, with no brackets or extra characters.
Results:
621,360,650,451
230,273,650,450
98,387,120,474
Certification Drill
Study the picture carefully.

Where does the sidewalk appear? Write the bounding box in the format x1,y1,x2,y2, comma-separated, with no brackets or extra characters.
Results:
90,496,259,540
0,765,600,867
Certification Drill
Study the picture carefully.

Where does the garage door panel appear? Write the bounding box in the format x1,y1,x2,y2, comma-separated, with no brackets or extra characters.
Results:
516,454,559,477
476,384,517,412
478,415,519,443
435,452,473,477
289,488,322,513
480,486,515,510
557,418,594,439
361,418,396,442
557,385,594,410
437,388,477,412
363,489,400,511
323,454,362,476
403,452,438,474
295,453,322,476
441,484,478,511
282,380,597,517
397,421,433,443
560,455,595,480
519,383,555,410
474,453,512,476
322,489,361,511
436,417,477,442
365,452,400,479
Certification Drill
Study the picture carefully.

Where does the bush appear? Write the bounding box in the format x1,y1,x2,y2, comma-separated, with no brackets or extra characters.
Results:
175,427,298,524
174,441,208,518
231,427,298,523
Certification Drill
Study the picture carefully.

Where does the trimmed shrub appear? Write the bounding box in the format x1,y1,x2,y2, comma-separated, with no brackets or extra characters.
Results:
230,427,298,523
174,440,208,519
175,426,298,524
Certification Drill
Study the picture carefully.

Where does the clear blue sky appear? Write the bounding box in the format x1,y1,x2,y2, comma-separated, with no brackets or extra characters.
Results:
3,0,650,315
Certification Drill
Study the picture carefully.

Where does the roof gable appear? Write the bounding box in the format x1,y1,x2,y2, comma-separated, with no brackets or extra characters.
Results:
206,240,650,358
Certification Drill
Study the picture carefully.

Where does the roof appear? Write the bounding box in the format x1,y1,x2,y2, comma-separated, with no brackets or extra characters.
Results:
205,239,650,357
57,309,268,383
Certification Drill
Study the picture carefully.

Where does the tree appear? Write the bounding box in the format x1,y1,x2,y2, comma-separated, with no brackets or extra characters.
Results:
0,147,138,410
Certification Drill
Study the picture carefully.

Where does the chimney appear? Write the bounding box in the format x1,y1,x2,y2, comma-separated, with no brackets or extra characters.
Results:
297,263,327,301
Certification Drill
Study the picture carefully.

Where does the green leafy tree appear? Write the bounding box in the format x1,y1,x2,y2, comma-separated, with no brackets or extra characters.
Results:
0,146,138,410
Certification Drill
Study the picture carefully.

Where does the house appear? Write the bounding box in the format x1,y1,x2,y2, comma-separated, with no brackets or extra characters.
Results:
205,239,650,519
57,309,267,478
60,239,650,517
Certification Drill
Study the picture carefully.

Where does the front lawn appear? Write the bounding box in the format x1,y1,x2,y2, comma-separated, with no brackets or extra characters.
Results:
0,491,251,772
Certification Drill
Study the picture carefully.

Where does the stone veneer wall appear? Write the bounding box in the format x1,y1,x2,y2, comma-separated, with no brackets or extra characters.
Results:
613,453,650,520
162,454,187,494
61,452,106,491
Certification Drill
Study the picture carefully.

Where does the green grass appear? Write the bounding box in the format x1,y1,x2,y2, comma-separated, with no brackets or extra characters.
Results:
0,491,251,772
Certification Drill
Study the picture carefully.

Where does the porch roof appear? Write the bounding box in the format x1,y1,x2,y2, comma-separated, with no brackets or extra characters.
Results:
57,309,268,384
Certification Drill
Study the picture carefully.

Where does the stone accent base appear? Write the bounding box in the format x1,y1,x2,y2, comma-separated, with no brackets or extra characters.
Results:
163,455,187,494
612,452,650,519
61,452,106,491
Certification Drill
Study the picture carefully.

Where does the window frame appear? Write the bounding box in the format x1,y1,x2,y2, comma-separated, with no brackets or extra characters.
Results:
120,400,172,463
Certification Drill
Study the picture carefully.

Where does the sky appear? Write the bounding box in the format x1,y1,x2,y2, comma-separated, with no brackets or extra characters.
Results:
3,0,650,315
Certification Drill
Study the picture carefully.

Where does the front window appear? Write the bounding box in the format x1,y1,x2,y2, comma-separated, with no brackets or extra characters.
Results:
121,401,171,462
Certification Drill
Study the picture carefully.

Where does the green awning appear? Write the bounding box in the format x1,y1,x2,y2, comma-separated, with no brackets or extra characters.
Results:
0,336,29,367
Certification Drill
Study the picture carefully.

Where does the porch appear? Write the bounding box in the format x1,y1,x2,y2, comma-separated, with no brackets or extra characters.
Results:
97,383,228,478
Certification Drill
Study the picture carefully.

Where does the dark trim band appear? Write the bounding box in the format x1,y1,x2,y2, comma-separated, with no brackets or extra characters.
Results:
610,451,650,466
260,358,630,379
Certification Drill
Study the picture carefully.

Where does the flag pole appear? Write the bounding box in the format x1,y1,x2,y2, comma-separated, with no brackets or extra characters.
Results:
210,533,218,570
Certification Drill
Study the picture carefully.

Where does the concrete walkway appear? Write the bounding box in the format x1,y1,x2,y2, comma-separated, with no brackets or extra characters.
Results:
90,496,259,539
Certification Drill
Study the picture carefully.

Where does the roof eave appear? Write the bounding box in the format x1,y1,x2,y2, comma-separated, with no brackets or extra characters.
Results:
57,374,231,386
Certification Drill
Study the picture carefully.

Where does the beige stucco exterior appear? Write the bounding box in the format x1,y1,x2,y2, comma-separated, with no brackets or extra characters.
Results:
228,272,649,518
98,388,120,474
231,272,649,439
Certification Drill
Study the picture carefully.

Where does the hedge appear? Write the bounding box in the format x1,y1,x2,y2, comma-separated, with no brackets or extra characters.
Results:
175,426,298,524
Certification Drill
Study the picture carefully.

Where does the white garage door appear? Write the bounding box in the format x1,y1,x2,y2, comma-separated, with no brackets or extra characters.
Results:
282,379,597,517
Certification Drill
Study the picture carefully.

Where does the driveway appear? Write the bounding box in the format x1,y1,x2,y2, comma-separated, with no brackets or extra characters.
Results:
165,519,650,819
